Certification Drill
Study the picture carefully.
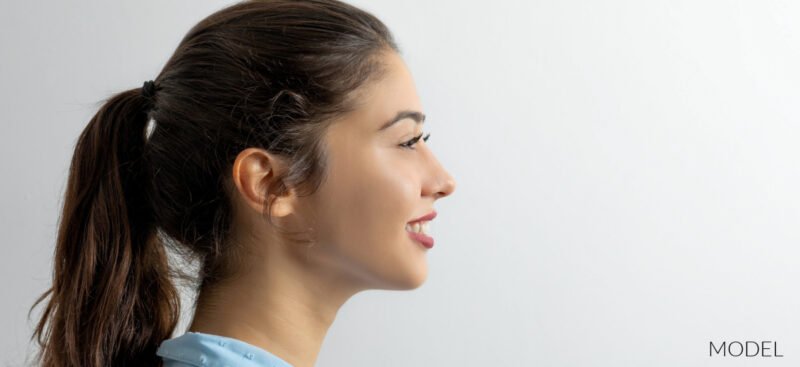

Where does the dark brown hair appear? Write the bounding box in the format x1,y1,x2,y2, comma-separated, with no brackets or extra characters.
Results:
28,1,398,365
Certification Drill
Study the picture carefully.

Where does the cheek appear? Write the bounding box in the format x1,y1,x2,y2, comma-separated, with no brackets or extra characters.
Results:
314,146,420,267
337,149,416,239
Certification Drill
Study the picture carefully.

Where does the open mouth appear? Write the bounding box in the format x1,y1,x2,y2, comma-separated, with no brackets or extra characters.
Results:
406,210,436,248
406,219,433,248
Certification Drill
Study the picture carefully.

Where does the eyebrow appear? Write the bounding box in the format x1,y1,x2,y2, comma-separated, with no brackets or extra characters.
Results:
378,110,426,131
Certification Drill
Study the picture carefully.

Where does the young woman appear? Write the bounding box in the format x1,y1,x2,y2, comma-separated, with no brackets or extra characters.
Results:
29,1,456,366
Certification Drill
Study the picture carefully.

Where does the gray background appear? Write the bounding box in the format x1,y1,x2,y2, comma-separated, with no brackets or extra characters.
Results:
2,0,798,366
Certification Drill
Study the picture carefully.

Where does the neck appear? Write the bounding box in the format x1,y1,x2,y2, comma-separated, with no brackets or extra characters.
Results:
188,241,365,367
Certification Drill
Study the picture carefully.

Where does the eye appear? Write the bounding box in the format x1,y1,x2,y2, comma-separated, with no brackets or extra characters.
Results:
399,132,430,150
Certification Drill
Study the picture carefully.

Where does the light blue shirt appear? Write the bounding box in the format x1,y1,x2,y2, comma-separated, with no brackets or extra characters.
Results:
157,331,294,367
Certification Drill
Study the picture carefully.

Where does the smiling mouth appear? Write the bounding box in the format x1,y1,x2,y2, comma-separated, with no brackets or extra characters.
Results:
406,217,434,248
406,210,436,248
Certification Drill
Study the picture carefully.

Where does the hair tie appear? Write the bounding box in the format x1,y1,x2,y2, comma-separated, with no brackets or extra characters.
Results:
142,80,157,101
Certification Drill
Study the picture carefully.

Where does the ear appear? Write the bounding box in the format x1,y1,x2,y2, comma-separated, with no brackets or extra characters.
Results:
231,147,296,218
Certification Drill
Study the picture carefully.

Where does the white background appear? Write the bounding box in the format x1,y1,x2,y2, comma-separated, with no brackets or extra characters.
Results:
1,0,798,366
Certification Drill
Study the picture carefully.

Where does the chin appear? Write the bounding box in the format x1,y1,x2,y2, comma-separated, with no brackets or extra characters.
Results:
381,266,429,291
404,275,427,290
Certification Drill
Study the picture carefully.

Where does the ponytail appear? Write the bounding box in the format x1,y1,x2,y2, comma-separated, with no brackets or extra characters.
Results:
29,84,179,366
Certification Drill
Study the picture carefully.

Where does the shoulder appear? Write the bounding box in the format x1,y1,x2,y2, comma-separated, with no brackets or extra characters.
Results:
157,331,294,367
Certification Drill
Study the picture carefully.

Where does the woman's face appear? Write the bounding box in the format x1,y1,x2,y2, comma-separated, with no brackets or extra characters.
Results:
300,51,456,291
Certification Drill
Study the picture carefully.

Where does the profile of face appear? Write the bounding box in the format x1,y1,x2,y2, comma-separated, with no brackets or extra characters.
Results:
290,51,457,291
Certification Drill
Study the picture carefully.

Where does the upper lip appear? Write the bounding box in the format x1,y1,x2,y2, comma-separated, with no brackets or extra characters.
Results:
408,210,437,224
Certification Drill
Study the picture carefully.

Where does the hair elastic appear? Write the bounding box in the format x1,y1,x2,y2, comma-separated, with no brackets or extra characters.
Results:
142,80,157,101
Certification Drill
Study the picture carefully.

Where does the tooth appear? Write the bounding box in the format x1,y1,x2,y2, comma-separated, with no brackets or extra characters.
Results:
413,222,421,233
421,221,429,234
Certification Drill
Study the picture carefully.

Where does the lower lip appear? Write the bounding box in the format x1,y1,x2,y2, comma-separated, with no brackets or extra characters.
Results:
407,230,434,249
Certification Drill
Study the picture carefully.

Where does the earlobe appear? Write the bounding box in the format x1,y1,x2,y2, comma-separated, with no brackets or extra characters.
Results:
268,195,295,218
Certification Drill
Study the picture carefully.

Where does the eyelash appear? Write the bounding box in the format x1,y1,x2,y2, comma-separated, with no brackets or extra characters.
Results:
400,132,431,150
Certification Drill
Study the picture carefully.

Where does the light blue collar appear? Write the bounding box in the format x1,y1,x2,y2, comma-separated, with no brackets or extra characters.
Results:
157,331,294,367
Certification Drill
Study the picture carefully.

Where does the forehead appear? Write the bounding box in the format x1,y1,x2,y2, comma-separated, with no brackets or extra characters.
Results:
342,51,423,132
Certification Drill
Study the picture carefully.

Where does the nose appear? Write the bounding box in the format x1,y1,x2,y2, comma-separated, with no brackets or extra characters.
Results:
434,170,456,199
422,149,456,200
